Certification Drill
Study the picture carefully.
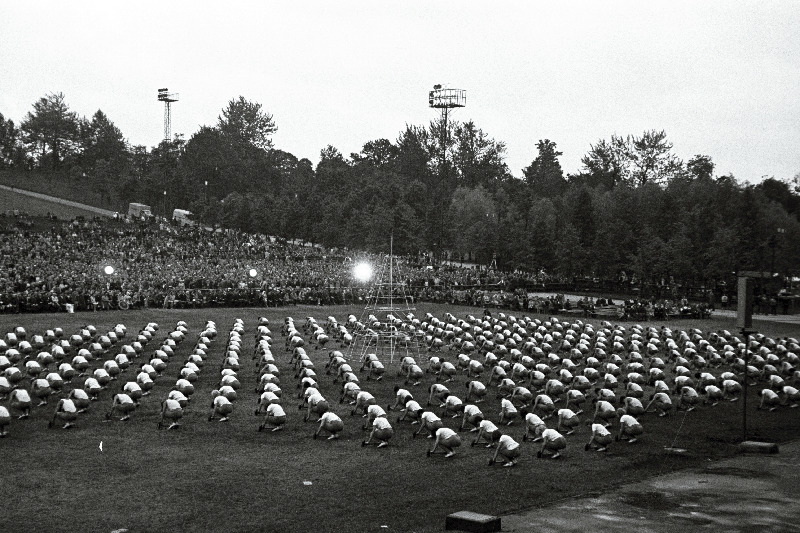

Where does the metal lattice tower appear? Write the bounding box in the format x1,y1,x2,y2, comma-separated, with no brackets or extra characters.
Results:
346,237,424,365
428,84,466,135
428,84,465,259
157,88,179,142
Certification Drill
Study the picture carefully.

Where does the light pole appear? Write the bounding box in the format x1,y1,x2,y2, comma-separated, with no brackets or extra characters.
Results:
428,84,466,262
776,227,785,284
163,190,167,217
769,227,785,277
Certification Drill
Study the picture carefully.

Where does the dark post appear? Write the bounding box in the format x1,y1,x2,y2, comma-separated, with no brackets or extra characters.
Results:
737,276,756,441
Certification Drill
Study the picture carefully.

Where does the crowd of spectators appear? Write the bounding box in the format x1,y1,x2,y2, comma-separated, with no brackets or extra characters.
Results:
0,215,536,314
0,213,780,317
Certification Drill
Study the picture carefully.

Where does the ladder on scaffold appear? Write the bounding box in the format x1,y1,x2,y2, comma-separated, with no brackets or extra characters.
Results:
346,237,424,366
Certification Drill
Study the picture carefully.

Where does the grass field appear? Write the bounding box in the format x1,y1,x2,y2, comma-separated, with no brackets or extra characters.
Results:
0,304,798,533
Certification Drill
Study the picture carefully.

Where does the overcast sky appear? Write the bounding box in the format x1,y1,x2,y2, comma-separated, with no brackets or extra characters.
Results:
1,1,798,182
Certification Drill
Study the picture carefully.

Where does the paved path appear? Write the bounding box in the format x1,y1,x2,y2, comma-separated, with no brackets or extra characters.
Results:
498,441,800,533
712,309,800,325
528,292,800,325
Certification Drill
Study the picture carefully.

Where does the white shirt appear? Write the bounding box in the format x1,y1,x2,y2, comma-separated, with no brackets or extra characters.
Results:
60,399,77,413
421,411,441,424
558,408,576,419
542,428,563,443
12,389,31,402
596,400,615,414
261,392,279,404
499,434,519,451
501,398,517,412
357,391,374,403
373,417,392,430
168,391,187,403
463,404,482,417
213,395,231,407
163,399,182,411
115,393,134,405
468,381,485,393
479,419,499,433
308,393,326,406
320,411,341,424
405,400,421,412
445,396,462,408
436,427,457,440
366,405,386,418
267,403,286,417
536,395,554,407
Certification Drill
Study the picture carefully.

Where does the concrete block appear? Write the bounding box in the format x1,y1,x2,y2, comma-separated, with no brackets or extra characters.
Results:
445,511,501,533
739,441,779,454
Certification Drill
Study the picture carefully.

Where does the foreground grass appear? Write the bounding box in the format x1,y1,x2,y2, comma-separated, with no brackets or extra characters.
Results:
0,305,798,533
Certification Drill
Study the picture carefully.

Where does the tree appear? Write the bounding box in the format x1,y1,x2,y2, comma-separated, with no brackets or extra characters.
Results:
219,192,253,232
20,92,81,169
82,110,129,175
616,130,684,187
218,96,277,151
446,186,498,264
351,139,398,169
578,138,624,189
580,130,684,188
757,177,800,218
523,140,566,197
687,154,714,181
452,121,509,189
526,197,560,272
0,113,24,169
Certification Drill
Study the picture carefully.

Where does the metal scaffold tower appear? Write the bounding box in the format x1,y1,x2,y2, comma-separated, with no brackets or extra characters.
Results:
346,237,424,365
157,88,179,142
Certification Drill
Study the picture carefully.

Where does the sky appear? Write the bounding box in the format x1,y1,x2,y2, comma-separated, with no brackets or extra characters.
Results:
1,1,798,183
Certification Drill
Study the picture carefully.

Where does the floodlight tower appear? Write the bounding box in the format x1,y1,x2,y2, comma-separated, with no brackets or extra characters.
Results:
428,84,466,150
157,88,179,142
428,84,466,260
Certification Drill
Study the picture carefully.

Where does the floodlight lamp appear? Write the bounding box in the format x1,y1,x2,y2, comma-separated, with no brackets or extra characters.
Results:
103,265,115,275
354,263,373,282
249,268,258,278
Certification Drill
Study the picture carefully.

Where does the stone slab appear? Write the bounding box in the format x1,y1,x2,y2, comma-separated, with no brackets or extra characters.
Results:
739,441,779,454
445,511,501,533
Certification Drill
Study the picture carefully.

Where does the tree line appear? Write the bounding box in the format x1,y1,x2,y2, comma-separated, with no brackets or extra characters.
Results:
1,92,799,289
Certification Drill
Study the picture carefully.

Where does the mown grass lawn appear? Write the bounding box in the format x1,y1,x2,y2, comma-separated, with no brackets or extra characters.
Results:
0,304,797,533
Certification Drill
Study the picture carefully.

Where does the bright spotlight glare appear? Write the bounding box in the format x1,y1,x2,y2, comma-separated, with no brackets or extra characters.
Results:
249,268,258,278
353,263,373,282
103,265,115,275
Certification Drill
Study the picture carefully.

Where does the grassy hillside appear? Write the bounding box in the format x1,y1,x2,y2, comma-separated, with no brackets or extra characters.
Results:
0,187,108,222
0,170,124,213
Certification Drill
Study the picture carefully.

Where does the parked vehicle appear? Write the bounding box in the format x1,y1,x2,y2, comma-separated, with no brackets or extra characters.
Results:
128,203,152,220
172,209,195,227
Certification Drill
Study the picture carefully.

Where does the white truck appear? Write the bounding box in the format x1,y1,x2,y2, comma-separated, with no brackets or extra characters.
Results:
172,209,195,227
128,203,152,220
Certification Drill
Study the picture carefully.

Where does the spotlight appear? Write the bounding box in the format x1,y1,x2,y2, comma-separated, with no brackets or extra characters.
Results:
353,263,373,282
